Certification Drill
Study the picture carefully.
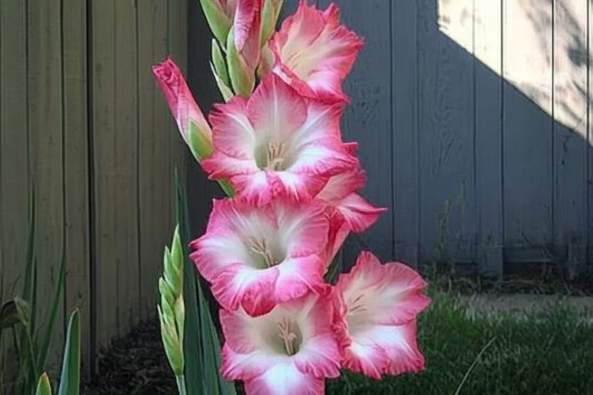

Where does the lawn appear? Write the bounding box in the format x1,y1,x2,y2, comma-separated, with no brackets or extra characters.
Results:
324,291,593,395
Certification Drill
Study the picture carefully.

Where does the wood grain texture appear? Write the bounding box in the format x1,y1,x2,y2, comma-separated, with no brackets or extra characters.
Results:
0,0,29,376
137,0,171,321
62,0,91,377
392,0,419,267
27,0,65,372
418,0,477,265
114,0,140,336
502,0,554,262
91,0,118,346
552,0,588,271
318,0,393,266
588,0,593,264
474,0,504,277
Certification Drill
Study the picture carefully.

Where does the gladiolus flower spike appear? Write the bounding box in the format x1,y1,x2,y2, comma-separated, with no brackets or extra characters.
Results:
153,1,431,394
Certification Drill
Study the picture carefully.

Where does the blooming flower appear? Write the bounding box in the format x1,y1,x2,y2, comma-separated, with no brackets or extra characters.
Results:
152,58,213,161
332,251,430,379
201,73,357,206
268,0,364,103
190,198,329,317
220,293,341,395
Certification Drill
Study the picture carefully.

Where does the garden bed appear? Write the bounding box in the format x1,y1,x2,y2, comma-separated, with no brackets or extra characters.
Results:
82,285,593,395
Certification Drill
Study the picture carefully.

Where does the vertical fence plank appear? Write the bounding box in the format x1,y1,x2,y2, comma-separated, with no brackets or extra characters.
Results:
27,0,65,371
317,0,394,265
62,0,91,377
0,0,29,378
474,0,504,277
91,0,119,346
502,0,554,263
392,1,419,267
588,0,593,265
113,0,140,335
138,0,170,321
418,0,477,267
553,0,588,274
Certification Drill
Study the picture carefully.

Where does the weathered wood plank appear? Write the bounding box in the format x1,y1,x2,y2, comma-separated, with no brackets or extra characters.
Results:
27,0,65,371
0,0,29,377
114,0,140,335
318,0,393,266
62,0,92,378
474,0,504,277
588,0,593,265
552,0,588,274
91,0,118,346
418,0,477,266
138,0,170,320
392,0,419,267
502,0,554,262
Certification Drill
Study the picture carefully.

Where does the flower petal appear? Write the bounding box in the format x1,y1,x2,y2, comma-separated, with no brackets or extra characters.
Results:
273,256,326,303
335,193,387,233
344,320,425,378
269,0,364,102
243,362,325,395
338,251,430,326
246,73,307,139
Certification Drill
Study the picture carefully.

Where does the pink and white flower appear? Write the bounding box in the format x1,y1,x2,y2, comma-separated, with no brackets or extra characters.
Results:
190,198,329,317
268,0,364,103
317,164,387,264
201,73,357,206
220,293,341,395
332,251,430,379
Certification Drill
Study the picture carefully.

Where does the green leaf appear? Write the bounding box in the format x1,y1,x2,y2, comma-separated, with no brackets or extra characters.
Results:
175,169,205,395
36,237,66,371
174,169,236,395
199,0,232,46
35,373,53,395
210,62,234,103
226,29,255,98
324,248,344,285
57,309,81,395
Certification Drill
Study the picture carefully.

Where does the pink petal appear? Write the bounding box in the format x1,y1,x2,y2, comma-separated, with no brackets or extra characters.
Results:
208,97,256,160
230,172,277,206
273,256,326,303
246,73,307,138
269,1,364,103
317,168,366,203
212,264,279,316
344,320,425,378
221,343,278,380
273,171,329,203
337,251,430,326
152,58,211,145
335,193,387,233
276,200,329,257
234,0,262,69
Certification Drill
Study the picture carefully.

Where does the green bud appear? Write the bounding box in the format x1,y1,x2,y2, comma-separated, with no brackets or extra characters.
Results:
159,277,175,307
174,296,185,346
158,306,184,376
210,62,234,102
35,373,53,395
188,120,214,161
212,38,230,87
226,29,255,97
199,0,232,46
261,0,284,46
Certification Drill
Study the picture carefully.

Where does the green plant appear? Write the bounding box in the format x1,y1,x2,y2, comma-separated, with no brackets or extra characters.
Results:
0,192,67,395
33,309,81,395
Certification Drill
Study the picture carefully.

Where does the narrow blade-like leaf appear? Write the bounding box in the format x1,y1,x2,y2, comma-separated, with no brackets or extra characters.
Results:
57,309,81,395
35,373,53,395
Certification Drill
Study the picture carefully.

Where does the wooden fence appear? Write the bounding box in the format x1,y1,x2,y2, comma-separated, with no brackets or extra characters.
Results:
0,0,188,378
211,0,591,278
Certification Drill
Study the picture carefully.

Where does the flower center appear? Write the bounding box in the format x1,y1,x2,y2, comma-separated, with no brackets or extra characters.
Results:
256,142,290,171
247,237,282,268
277,318,301,356
347,294,368,316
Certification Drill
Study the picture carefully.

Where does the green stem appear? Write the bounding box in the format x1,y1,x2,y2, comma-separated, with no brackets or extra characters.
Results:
175,375,188,395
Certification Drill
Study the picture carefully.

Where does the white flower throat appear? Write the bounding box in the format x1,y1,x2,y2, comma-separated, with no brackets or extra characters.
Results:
247,237,282,268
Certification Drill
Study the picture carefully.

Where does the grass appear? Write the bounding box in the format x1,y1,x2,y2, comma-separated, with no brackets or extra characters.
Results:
325,290,593,395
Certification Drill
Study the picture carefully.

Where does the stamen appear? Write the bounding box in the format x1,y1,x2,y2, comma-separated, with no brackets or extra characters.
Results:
266,142,287,171
247,237,277,268
278,318,299,356
348,294,368,315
